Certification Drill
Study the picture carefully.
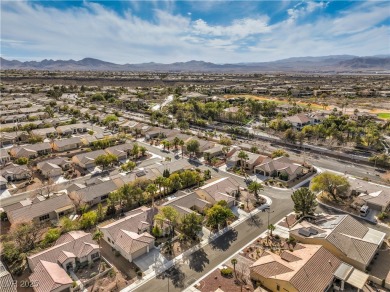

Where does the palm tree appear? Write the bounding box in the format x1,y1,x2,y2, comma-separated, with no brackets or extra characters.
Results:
179,139,185,157
248,181,264,200
268,224,275,237
92,230,104,266
231,258,237,278
237,150,249,174
146,183,158,206
155,176,165,200
173,137,180,150
204,152,211,164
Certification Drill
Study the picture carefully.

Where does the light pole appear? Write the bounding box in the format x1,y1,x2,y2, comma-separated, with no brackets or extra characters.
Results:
263,208,275,236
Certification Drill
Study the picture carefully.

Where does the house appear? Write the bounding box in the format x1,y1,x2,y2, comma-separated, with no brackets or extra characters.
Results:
250,244,343,292
0,176,7,190
0,149,11,165
36,162,62,178
203,144,224,159
36,157,71,178
163,191,211,215
194,177,240,207
56,123,88,136
0,131,29,147
358,190,390,212
0,260,17,292
104,143,134,161
289,214,386,271
99,206,157,262
51,137,83,152
144,128,180,140
226,150,268,172
254,156,304,181
29,261,73,292
72,149,106,169
0,163,31,181
28,231,99,292
69,179,123,206
31,127,58,139
3,191,75,225
183,137,216,156
349,180,390,212
285,113,312,129
10,142,51,159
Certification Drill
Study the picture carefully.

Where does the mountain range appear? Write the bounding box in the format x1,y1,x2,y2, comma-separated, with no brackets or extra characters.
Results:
1,55,389,72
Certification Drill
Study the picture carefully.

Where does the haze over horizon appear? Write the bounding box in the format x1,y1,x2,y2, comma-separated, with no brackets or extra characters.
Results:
1,1,389,64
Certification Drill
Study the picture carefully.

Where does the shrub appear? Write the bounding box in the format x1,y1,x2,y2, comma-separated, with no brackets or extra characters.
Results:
274,234,280,240
220,267,233,278
114,250,120,257
15,157,29,165
43,228,61,246
2,242,20,263
90,272,97,277
378,212,389,220
72,281,77,288
137,271,143,277
109,269,116,278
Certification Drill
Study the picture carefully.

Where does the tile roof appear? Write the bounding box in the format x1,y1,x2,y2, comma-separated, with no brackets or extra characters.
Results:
3,192,73,224
250,244,341,292
29,260,73,292
196,177,239,204
0,260,16,292
28,231,98,270
71,179,123,203
52,137,82,148
115,230,154,254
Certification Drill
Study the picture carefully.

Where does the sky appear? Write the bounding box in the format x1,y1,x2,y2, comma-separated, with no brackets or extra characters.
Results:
1,0,389,63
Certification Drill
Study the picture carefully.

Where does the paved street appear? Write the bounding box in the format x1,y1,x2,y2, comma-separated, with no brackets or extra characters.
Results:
133,198,292,292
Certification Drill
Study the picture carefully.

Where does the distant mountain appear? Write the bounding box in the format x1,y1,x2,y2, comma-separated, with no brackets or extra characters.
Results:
1,55,390,72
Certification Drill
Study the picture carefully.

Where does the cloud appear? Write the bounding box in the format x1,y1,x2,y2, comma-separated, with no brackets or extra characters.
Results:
0,1,389,63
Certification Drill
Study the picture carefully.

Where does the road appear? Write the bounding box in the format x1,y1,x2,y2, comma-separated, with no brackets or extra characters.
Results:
133,198,293,292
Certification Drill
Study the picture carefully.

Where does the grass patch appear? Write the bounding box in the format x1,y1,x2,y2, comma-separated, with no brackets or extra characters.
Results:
377,113,390,120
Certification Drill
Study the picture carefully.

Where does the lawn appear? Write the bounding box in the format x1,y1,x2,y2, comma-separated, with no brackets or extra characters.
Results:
377,113,390,120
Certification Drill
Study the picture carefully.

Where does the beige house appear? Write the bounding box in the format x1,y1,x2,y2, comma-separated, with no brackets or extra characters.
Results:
99,206,157,262
226,150,268,172
56,123,88,136
3,191,75,225
69,179,123,207
289,214,386,271
163,191,211,215
28,231,99,292
0,163,31,181
254,156,304,181
71,149,106,169
194,177,239,207
37,158,71,178
51,137,83,152
10,142,51,159
0,149,11,165
104,143,134,161
250,244,342,292
31,127,58,139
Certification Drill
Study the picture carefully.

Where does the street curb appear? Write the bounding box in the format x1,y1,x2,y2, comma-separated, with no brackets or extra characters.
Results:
121,196,273,292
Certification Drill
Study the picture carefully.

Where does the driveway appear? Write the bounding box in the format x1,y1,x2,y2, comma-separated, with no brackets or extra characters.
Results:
133,247,169,272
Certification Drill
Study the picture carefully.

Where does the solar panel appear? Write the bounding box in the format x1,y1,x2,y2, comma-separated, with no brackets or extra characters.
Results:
298,228,311,237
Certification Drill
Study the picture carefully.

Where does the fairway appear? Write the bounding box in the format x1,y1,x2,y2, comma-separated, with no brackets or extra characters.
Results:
377,113,390,120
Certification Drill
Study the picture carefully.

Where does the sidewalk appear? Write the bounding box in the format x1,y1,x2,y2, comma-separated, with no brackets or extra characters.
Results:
121,195,273,292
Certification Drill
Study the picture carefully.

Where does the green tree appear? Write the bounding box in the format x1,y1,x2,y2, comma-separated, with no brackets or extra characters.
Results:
248,181,264,200
268,224,276,237
180,212,203,240
121,161,136,172
96,203,105,222
95,154,118,170
291,187,318,218
79,211,98,230
15,157,29,165
146,183,158,206
155,206,180,237
206,201,235,230
103,114,118,125
250,146,258,153
169,173,182,191
186,139,200,157
369,153,390,167
271,149,289,158
231,258,237,278
179,139,185,157
310,172,350,201
60,217,77,233
2,242,20,263
43,228,61,246
131,143,140,159
139,146,147,156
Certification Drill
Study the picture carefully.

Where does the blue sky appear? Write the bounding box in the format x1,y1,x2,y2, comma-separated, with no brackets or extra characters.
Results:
1,1,389,63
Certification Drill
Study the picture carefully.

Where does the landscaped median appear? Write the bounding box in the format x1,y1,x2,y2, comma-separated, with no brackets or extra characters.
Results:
120,195,272,292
